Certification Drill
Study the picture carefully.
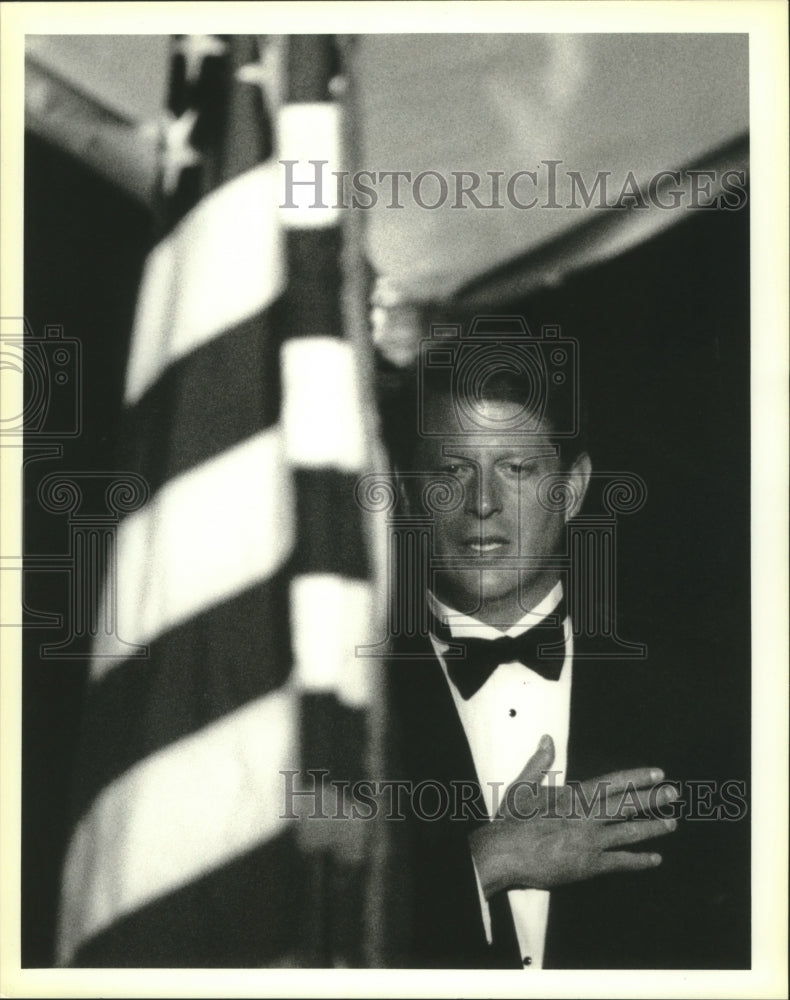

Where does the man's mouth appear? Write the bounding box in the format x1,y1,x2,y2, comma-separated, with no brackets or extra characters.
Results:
463,536,509,553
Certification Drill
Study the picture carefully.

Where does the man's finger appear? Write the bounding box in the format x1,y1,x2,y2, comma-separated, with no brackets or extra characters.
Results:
594,850,664,876
581,767,665,796
599,817,676,849
601,782,678,819
513,733,556,786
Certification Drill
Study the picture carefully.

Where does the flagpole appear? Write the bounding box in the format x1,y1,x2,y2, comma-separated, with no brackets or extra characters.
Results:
336,32,391,970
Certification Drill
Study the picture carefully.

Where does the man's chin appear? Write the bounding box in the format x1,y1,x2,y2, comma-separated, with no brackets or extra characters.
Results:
434,569,521,617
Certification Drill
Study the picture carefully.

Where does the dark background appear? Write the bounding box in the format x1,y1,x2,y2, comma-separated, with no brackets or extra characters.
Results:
22,132,750,966
22,134,150,966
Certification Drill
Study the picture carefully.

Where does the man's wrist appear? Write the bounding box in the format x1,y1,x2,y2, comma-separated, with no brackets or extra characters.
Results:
468,822,519,899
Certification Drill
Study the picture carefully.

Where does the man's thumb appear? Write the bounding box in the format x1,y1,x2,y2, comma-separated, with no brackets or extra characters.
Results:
517,733,555,784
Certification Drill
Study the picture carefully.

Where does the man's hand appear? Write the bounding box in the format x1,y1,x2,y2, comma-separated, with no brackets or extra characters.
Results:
468,734,678,897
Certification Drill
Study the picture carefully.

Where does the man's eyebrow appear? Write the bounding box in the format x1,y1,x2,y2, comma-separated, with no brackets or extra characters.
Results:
436,447,555,460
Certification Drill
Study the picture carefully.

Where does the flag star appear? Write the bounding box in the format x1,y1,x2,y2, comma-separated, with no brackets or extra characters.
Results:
159,109,201,196
236,38,281,117
174,35,227,85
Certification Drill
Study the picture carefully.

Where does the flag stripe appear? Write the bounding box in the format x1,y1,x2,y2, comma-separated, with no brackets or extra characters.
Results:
285,36,339,102
290,573,371,691
58,686,298,965
125,161,284,407
278,104,342,228
71,830,306,968
281,336,366,469
71,568,293,823
300,694,368,786
280,229,343,336
120,309,282,495
292,469,370,577
92,427,293,676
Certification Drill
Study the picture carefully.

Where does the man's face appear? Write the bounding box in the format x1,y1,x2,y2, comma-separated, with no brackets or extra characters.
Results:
412,393,590,625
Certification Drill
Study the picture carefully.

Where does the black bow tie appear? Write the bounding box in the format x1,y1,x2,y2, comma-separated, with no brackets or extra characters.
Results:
433,601,567,699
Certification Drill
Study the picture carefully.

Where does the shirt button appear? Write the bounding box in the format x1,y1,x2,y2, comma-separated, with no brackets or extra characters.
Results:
522,955,532,966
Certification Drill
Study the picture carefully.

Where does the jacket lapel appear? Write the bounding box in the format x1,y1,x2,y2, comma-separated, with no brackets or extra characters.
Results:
387,638,521,967
545,630,659,968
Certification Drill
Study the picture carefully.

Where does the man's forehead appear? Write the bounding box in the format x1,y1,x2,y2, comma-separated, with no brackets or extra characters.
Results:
415,433,558,458
418,391,555,442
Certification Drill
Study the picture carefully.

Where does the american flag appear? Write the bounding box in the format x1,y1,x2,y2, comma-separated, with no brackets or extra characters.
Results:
56,34,380,967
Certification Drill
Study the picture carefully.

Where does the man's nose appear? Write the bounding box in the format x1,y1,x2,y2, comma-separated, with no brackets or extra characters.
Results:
465,471,502,518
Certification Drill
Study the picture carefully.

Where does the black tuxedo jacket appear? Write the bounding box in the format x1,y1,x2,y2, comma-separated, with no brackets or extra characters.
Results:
382,618,750,970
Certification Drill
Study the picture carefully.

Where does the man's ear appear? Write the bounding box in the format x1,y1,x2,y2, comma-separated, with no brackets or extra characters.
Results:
565,451,592,521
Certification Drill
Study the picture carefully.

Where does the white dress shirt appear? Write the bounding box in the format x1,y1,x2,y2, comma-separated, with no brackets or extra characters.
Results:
428,581,573,969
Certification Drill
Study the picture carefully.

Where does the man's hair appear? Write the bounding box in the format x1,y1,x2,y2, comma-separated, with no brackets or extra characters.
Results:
377,329,589,474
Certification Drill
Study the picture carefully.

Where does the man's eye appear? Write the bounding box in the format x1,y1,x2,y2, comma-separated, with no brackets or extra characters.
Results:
505,462,537,476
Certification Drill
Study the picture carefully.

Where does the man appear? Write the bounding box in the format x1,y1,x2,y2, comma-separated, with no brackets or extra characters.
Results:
379,321,745,969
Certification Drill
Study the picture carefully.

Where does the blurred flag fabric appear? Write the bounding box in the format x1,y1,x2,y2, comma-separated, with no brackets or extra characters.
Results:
56,34,380,967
